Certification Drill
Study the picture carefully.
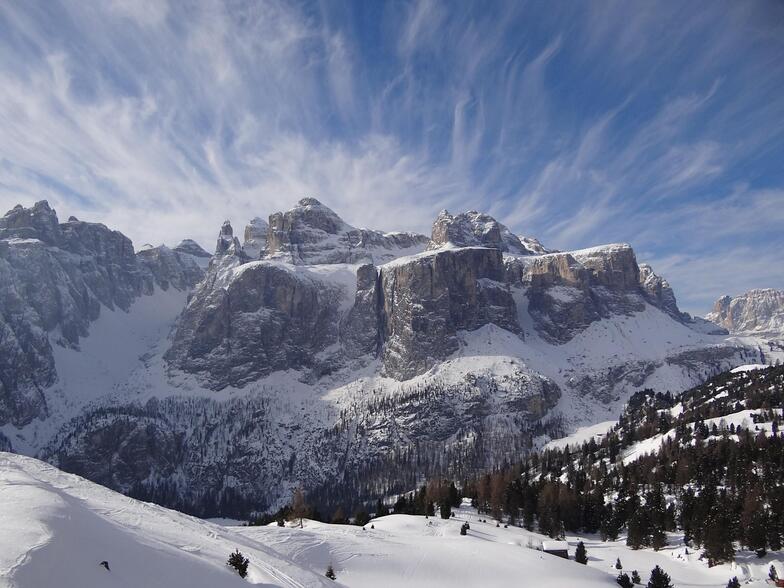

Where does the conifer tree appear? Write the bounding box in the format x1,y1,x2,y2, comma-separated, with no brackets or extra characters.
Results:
440,501,451,520
631,570,641,584
574,541,588,564
227,549,249,578
325,564,336,580
647,565,673,588
616,572,633,588
726,578,740,588
616,558,623,570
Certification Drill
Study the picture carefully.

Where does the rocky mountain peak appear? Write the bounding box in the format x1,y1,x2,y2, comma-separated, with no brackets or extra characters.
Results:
173,239,211,259
706,288,784,335
215,220,242,257
242,217,268,259
428,209,539,255
265,198,427,265
0,199,61,244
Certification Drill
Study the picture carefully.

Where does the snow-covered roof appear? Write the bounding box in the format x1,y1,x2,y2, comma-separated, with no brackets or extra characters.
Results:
542,540,569,551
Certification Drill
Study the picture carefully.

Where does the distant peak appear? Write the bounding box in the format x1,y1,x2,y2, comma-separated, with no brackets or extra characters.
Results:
297,197,323,207
174,239,211,258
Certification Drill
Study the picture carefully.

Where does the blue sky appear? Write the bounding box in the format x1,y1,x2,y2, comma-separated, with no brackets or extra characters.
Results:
0,1,783,313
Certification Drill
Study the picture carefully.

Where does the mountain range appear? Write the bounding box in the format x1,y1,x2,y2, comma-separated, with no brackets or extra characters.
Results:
0,197,780,516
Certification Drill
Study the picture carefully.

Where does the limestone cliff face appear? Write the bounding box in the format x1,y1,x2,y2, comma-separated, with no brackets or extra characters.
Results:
379,247,520,379
639,263,681,318
242,217,268,259
507,244,646,343
706,289,784,335
165,260,347,388
0,201,206,426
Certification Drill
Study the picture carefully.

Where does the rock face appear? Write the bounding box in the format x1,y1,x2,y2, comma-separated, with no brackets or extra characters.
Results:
242,217,268,259
168,227,520,385
429,209,545,255
340,263,382,359
137,245,207,293
165,260,346,388
509,244,647,343
266,198,428,265
639,263,681,319
0,201,206,427
706,289,784,335
380,248,520,379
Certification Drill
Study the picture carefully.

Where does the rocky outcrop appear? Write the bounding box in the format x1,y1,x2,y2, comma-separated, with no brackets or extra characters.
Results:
428,209,544,255
266,198,428,265
380,248,520,379
340,263,382,359
509,244,647,343
0,201,205,427
242,217,268,259
165,261,347,388
137,245,206,294
706,289,784,335
639,263,681,319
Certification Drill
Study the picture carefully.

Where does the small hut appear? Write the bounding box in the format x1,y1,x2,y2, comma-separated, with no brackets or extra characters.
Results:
541,540,570,559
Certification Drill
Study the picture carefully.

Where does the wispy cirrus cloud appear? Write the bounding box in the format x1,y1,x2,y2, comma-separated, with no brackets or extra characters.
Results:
0,0,782,314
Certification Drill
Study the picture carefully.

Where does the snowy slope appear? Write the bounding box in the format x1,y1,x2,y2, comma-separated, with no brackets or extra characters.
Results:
0,452,618,588
0,452,331,588
229,505,783,588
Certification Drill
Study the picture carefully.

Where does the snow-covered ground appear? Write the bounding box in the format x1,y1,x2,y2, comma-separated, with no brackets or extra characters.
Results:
2,452,779,588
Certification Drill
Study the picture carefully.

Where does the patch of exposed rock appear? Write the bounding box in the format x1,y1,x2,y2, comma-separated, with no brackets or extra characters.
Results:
380,247,520,379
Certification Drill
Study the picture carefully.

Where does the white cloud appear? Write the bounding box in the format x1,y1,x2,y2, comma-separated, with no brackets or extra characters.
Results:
0,0,782,314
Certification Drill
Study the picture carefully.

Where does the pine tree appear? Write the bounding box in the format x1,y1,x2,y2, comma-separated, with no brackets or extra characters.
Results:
647,565,673,588
440,501,451,520
617,572,633,588
631,570,641,584
648,485,667,551
354,507,370,527
726,577,740,588
227,549,249,578
325,564,336,580
575,541,588,564
741,487,767,556
626,496,649,550
615,557,623,570
376,498,389,517
703,507,735,566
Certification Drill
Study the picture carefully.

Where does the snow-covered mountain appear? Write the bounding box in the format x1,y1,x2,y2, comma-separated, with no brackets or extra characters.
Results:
707,289,784,337
0,198,764,517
